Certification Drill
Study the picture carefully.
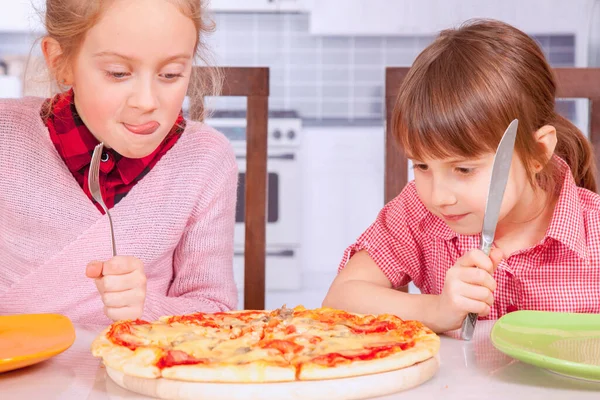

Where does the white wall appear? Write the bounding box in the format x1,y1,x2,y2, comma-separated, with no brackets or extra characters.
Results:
300,125,383,273
300,124,419,293
0,0,44,33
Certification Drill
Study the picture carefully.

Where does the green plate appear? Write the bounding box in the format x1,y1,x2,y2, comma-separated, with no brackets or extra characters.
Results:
490,311,600,381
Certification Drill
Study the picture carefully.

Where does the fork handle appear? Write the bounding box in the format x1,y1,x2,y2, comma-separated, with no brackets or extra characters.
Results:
107,212,117,257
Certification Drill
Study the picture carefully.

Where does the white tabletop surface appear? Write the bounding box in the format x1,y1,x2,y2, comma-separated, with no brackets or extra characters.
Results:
1,321,599,399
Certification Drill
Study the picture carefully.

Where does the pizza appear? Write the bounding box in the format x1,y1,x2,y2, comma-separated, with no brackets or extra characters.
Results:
91,305,440,383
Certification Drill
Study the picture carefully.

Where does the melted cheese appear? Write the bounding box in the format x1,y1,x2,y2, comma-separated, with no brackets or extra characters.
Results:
115,307,421,369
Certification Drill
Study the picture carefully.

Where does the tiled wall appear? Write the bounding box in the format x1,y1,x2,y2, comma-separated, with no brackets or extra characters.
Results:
206,13,576,123
0,12,577,123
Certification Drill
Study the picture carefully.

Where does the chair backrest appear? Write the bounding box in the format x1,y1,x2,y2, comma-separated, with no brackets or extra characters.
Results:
384,67,600,203
188,66,269,310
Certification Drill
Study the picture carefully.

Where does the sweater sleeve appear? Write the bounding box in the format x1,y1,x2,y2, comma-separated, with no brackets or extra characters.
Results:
142,161,239,319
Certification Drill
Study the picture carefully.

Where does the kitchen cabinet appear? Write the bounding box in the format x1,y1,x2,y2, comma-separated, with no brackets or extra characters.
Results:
308,0,595,36
208,0,306,12
307,0,596,67
0,0,308,32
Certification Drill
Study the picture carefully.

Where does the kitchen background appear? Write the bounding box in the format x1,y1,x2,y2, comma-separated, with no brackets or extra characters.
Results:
1,0,600,309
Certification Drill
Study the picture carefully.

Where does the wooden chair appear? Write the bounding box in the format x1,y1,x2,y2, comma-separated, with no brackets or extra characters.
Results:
384,67,600,202
188,67,269,310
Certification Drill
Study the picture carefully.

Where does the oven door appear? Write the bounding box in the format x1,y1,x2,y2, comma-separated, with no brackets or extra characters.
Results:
234,149,301,247
233,246,302,294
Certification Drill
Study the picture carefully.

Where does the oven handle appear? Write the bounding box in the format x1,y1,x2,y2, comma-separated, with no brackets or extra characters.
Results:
236,154,295,161
234,250,295,257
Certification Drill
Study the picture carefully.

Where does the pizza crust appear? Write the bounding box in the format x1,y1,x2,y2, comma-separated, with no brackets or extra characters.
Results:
163,362,296,383
92,329,162,379
298,334,440,380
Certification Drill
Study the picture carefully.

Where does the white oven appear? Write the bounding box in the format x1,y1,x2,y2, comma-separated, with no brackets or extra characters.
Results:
233,144,301,246
205,111,303,304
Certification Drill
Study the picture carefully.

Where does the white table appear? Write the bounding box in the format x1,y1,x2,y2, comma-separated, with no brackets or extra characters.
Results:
1,321,599,399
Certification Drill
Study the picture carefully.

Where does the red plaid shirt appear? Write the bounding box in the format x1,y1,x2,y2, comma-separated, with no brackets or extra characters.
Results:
43,90,184,214
340,157,600,319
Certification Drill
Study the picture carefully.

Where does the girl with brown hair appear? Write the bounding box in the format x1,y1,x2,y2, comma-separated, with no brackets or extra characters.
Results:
324,19,600,333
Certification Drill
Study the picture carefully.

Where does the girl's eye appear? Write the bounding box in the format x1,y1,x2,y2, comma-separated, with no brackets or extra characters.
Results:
161,73,184,80
455,167,474,175
106,71,130,80
412,163,429,171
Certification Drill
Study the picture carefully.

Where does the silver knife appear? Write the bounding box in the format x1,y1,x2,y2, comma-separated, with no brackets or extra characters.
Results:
459,119,518,341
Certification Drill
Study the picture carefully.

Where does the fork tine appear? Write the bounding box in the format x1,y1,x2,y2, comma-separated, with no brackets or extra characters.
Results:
93,144,102,165
88,143,103,191
92,154,99,177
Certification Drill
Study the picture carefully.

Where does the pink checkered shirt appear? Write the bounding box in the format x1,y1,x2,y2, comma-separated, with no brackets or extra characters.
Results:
340,158,600,319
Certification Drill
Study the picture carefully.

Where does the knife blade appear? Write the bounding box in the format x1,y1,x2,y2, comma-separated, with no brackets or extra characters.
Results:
459,119,519,341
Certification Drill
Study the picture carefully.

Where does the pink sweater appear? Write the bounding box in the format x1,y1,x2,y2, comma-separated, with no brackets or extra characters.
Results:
0,97,238,325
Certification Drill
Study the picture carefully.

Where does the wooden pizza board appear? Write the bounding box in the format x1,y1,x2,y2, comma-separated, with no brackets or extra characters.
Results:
104,355,439,400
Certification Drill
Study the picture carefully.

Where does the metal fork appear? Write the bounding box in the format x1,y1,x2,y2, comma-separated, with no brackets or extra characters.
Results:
89,143,117,256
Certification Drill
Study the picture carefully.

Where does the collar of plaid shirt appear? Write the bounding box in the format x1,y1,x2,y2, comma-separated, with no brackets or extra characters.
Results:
417,156,587,260
43,89,185,213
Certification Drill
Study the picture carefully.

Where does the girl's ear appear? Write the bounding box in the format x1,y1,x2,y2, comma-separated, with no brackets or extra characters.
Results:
41,37,73,86
533,125,557,172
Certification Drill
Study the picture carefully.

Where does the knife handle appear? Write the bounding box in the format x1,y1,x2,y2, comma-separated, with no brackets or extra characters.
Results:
459,236,494,340
460,312,478,340
480,238,493,257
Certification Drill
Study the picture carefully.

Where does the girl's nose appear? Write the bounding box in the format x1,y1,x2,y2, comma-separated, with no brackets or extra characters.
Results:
127,79,159,112
431,180,458,207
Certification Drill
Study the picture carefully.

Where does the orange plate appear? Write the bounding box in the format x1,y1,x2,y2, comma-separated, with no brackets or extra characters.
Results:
0,314,76,373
